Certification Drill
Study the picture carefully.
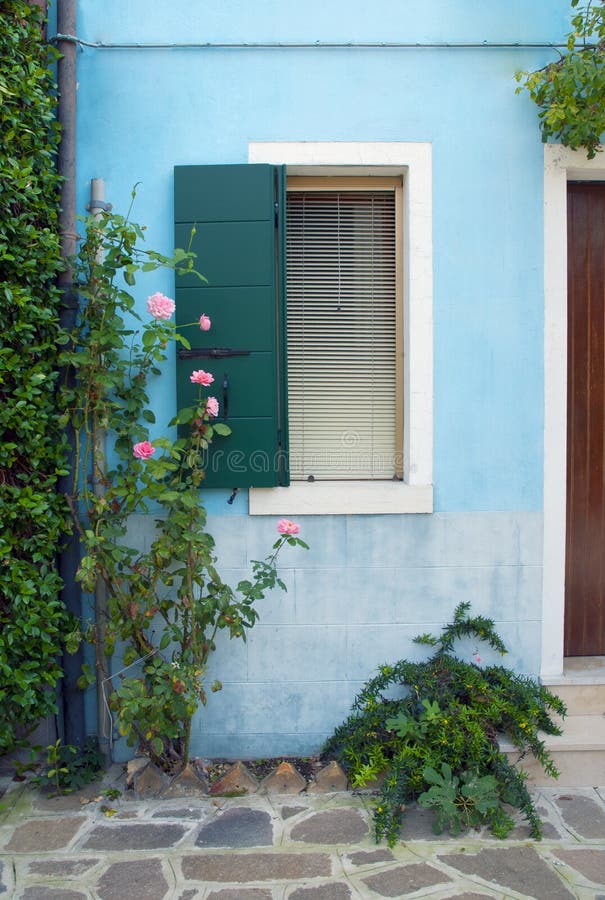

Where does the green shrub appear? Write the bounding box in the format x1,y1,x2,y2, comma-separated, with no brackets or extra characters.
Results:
0,0,71,753
324,603,566,845
32,738,105,795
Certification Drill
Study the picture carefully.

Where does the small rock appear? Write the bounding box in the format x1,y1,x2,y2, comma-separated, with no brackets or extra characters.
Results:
308,761,348,793
152,807,205,820
28,858,99,876
182,852,331,882
347,850,395,867
259,761,307,795
554,849,605,886
126,757,148,788
363,863,451,896
162,762,208,798
207,892,271,900
210,761,259,796
133,762,169,800
281,805,306,820
22,890,86,900
291,809,368,844
555,794,605,839
289,885,351,900
195,808,273,848
83,823,186,851
6,817,86,852
96,858,168,900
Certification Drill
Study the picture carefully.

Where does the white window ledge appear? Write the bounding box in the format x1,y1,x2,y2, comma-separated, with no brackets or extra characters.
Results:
249,482,433,515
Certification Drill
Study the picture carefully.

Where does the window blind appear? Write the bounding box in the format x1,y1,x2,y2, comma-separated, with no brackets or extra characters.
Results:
286,189,398,480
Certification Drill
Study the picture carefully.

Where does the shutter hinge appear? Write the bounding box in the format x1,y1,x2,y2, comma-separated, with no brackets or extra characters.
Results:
177,347,251,360
274,201,279,227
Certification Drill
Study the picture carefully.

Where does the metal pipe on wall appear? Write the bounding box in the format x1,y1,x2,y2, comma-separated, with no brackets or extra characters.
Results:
56,0,86,750
89,178,112,765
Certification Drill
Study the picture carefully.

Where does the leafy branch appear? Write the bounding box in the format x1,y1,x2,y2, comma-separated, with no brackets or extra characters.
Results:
516,0,605,158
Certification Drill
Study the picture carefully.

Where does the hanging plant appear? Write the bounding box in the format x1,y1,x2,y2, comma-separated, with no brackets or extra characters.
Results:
516,0,605,159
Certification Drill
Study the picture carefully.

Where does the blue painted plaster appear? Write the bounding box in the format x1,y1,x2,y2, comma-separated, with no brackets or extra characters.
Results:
70,1,569,513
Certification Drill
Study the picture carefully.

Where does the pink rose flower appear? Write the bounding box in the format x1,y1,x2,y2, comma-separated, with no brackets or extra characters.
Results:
146,292,175,320
190,370,214,386
199,313,211,331
133,441,155,460
206,396,219,417
277,519,300,536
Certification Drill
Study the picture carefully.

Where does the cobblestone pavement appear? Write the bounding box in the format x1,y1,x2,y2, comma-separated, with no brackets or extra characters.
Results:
1,768,605,899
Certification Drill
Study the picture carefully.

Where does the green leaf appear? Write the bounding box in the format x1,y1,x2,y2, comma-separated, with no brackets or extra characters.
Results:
170,406,196,426
212,423,232,436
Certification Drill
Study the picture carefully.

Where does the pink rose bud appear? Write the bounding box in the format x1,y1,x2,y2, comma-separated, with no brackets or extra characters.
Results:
190,369,214,386
199,313,211,331
146,292,175,320
277,518,300,536
133,441,156,460
205,396,219,417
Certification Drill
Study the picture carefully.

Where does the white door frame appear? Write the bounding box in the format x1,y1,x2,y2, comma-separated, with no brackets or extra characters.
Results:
542,144,605,678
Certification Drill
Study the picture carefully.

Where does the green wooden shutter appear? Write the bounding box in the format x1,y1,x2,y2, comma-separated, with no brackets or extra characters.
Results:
174,164,289,487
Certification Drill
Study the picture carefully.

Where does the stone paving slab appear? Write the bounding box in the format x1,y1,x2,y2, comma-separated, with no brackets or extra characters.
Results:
1,774,605,899
195,808,274,847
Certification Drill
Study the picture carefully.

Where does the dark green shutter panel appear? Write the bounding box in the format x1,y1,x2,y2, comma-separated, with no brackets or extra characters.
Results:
174,164,289,487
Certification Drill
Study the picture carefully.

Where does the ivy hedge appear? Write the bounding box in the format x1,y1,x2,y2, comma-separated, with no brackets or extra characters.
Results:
0,0,71,754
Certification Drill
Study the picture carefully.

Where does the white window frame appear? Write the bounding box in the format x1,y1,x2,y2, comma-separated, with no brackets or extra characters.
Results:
248,142,434,515
542,143,605,678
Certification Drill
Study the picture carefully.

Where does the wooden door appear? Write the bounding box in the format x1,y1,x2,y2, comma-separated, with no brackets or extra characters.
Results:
565,182,605,656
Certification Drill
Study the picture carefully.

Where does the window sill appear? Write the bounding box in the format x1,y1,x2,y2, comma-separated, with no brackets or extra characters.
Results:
249,482,433,515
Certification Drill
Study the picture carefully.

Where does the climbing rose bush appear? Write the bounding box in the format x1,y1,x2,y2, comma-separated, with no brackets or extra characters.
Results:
62,200,307,772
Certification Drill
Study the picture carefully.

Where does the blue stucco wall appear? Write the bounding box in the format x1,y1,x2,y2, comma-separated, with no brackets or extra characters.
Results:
68,0,570,757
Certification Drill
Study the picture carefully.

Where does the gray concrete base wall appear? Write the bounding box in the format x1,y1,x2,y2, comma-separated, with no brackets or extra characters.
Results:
110,510,542,760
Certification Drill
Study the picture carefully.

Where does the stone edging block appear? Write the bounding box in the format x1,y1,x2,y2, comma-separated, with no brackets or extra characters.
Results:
133,759,349,800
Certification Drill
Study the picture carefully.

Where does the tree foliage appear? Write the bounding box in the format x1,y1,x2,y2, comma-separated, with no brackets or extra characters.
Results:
516,0,605,158
0,0,71,753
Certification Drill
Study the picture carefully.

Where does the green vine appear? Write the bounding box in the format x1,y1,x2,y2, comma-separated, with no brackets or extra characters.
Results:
324,603,566,845
516,0,605,158
0,0,71,754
